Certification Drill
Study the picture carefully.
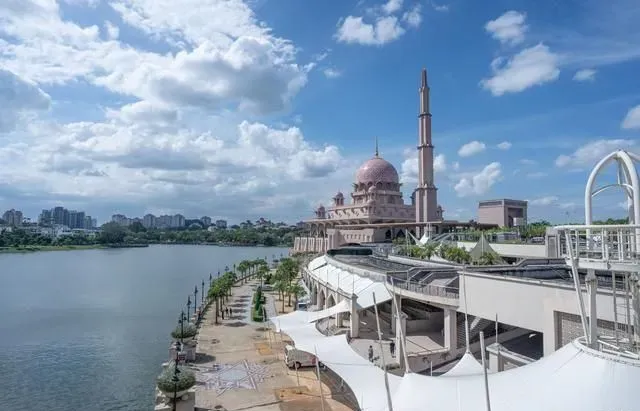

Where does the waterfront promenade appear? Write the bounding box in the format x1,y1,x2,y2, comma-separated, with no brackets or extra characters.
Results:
194,278,357,411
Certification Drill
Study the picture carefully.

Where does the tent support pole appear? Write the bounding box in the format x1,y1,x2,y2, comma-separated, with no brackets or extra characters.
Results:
390,277,411,373
479,331,492,411
314,345,326,411
373,292,394,411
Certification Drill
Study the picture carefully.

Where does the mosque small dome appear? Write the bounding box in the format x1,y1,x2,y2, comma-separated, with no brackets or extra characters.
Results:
356,156,399,184
368,186,378,193
334,192,344,198
317,205,325,211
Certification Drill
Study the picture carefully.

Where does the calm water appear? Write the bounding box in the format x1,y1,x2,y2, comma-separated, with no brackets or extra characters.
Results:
0,245,287,411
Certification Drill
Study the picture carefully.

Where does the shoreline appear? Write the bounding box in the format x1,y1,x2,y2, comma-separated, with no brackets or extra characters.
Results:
0,243,149,254
0,242,290,254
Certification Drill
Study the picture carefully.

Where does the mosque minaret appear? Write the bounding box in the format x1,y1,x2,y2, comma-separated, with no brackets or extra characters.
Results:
415,68,443,236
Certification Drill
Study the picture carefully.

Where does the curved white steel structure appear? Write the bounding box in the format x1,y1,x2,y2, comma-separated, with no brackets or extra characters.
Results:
584,149,640,226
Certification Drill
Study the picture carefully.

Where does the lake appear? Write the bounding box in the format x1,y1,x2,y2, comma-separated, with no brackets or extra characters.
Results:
0,244,288,411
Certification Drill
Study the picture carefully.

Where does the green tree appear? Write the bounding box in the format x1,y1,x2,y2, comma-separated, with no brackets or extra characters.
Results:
97,222,126,244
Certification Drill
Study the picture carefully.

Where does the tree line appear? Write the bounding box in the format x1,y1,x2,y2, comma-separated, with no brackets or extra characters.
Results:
0,222,304,248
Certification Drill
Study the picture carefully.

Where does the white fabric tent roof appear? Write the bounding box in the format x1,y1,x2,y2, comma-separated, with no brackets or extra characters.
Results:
273,299,350,332
282,322,402,411
272,257,392,329
280,318,640,411
391,339,640,410
442,352,491,377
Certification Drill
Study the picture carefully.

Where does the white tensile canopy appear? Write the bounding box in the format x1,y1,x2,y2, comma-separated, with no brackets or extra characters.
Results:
272,256,392,330
441,351,490,377
280,320,640,411
283,322,402,411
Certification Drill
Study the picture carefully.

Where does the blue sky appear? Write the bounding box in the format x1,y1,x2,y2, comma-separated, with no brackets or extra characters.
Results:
0,0,639,224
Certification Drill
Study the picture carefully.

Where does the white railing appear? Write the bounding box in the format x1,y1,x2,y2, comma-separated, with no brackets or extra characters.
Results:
554,224,640,265
387,277,459,300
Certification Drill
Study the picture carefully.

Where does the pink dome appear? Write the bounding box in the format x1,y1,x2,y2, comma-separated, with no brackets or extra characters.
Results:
356,156,399,184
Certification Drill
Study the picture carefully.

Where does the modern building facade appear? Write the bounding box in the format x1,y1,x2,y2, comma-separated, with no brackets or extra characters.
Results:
477,198,528,228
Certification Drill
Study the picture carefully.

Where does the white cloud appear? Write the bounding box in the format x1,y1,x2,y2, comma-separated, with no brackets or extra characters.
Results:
621,104,640,129
555,139,637,168
400,153,446,184
334,0,421,46
530,196,558,206
323,68,342,79
382,0,404,14
0,69,51,131
432,3,449,12
458,140,486,157
104,21,119,40
335,16,405,46
454,162,502,197
496,141,512,150
402,5,422,28
485,11,528,46
573,69,596,82
481,44,560,96
0,0,352,221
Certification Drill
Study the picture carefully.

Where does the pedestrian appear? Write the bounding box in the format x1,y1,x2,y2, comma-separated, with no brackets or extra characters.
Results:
229,307,233,316
226,307,230,317
390,340,396,357
221,308,225,320
368,345,374,362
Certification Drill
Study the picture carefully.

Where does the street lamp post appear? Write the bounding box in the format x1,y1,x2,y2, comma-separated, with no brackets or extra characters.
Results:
179,311,185,344
209,273,212,288
201,280,205,305
194,286,198,319
187,296,191,320
171,362,180,411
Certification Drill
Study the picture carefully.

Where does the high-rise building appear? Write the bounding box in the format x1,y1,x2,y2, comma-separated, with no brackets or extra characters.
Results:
200,216,212,226
39,209,52,225
2,209,23,226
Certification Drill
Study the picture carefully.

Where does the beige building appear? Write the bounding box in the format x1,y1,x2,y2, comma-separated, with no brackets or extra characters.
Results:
477,199,528,228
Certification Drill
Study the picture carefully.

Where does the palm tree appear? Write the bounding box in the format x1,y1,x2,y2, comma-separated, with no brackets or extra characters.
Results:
478,251,498,265
274,280,287,313
424,243,438,259
208,281,224,324
288,283,306,310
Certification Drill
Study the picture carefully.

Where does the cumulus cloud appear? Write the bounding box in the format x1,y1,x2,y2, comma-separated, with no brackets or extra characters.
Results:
334,0,421,46
323,68,342,79
458,141,486,157
555,139,636,168
454,162,502,197
621,105,640,129
573,69,596,82
400,152,446,184
480,44,560,96
0,69,51,131
0,0,351,221
485,11,528,46
496,141,512,150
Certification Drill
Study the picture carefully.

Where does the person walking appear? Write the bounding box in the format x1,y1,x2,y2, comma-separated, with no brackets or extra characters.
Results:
368,345,374,362
221,308,225,320
226,307,230,317
229,307,233,316
390,340,396,358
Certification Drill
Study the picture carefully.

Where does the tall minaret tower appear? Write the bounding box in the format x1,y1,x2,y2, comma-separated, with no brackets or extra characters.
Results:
415,68,439,232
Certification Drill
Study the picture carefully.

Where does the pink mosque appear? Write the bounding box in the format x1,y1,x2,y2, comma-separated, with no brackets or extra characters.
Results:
293,69,483,254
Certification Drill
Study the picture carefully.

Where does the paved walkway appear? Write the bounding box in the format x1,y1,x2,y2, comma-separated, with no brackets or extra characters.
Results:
194,278,356,411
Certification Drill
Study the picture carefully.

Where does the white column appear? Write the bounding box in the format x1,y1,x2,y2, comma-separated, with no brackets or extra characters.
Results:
396,312,408,369
335,295,342,327
350,293,360,338
392,295,401,335
444,308,457,351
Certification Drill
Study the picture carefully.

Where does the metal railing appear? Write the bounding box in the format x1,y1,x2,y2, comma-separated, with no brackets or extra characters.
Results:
386,277,459,299
555,224,640,265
